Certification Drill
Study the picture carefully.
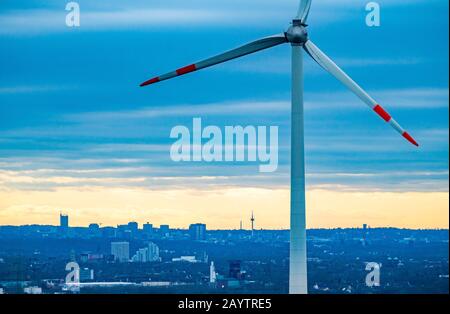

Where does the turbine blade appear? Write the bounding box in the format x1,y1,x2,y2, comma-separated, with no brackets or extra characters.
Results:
296,0,312,23
303,40,419,147
140,34,288,87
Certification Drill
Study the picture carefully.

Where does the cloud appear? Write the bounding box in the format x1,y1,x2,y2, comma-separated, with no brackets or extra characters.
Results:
0,85,75,94
304,88,449,109
0,157,447,193
2,91,445,171
0,7,342,35
335,57,424,67
64,87,448,122
1,0,440,35
374,88,449,108
223,55,427,74
65,100,290,122
0,9,227,35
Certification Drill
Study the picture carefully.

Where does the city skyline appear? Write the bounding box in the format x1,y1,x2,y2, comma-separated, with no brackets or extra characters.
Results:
0,219,447,294
0,186,448,228
0,209,448,230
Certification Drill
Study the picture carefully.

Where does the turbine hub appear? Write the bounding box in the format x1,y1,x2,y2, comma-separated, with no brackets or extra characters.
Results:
286,19,308,45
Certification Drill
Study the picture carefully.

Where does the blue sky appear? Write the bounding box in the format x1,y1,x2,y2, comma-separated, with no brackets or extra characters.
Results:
0,0,448,227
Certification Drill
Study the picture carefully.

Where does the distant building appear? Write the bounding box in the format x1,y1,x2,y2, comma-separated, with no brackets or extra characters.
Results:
133,248,149,262
89,253,103,261
131,242,160,263
111,242,129,262
80,253,89,263
217,278,240,289
102,227,116,238
128,221,138,233
229,260,241,279
148,242,160,261
89,223,100,230
159,225,170,236
362,224,368,241
117,224,133,239
80,268,94,281
172,256,198,263
210,261,217,283
60,213,69,229
69,249,76,262
189,223,206,241
123,230,132,240
143,222,153,234
117,224,128,231
24,286,42,294
198,251,208,263
88,223,100,237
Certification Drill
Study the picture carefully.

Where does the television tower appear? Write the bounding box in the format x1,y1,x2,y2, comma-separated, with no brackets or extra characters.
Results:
250,211,255,237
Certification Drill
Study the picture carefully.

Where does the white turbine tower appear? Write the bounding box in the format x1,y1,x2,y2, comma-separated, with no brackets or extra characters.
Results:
139,0,419,294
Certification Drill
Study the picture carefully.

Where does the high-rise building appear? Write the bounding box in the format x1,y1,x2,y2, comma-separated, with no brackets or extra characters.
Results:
117,224,128,231
131,242,160,263
143,222,153,234
229,260,241,279
199,251,208,263
128,221,138,233
189,223,206,241
148,242,160,261
210,261,217,283
60,213,69,229
362,224,369,241
133,248,149,262
69,249,76,262
111,241,130,262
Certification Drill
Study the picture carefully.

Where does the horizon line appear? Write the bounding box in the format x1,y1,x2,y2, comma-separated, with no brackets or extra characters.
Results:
1,223,448,232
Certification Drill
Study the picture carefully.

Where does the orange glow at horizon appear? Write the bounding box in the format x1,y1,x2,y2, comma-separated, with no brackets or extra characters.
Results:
0,187,448,229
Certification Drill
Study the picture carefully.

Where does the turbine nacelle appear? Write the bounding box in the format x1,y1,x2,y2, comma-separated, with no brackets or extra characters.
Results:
286,19,308,45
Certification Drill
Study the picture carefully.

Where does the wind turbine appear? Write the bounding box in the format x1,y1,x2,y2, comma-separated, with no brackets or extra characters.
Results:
139,0,419,294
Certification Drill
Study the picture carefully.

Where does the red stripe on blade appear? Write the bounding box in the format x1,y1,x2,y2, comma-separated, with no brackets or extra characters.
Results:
402,132,419,147
176,64,196,75
140,77,160,87
373,104,391,122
